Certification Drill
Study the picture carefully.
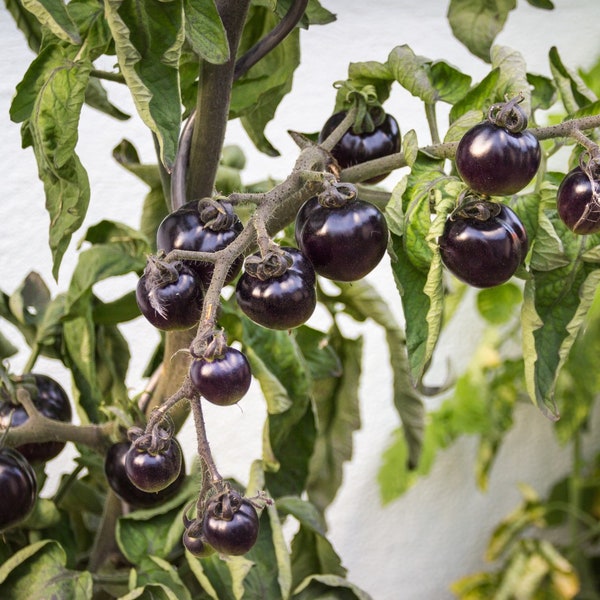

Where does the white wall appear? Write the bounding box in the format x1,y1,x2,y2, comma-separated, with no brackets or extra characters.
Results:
1,1,599,598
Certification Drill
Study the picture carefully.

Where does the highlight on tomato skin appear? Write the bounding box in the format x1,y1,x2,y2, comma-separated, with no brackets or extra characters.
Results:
438,201,528,289
0,447,37,532
295,195,389,282
189,346,252,406
235,247,317,331
556,167,600,235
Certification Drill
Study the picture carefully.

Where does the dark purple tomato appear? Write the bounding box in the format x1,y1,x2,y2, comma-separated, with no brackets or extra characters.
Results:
319,111,401,184
183,522,215,557
438,201,528,288
190,346,251,406
136,263,203,331
456,121,541,196
125,437,183,493
0,447,37,531
295,196,389,281
105,441,185,508
156,201,243,288
235,247,316,330
202,492,259,556
0,374,72,463
556,167,600,235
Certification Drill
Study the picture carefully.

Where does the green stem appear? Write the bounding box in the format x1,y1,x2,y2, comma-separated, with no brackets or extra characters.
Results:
87,490,122,573
425,102,440,145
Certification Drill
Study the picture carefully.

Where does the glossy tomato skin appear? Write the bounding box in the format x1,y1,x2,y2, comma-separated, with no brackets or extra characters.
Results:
556,167,600,235
456,121,541,196
125,438,183,493
0,374,72,463
136,264,203,331
0,447,37,531
156,201,244,288
295,196,388,281
438,202,528,288
183,524,215,557
190,347,251,406
235,248,316,330
105,441,185,508
319,111,400,184
202,494,259,556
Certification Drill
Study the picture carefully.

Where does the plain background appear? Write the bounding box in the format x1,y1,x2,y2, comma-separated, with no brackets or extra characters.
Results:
2,1,600,598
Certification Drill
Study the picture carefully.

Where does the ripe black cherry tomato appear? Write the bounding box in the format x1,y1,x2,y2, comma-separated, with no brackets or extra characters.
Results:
0,374,72,463
556,167,600,235
202,491,259,556
125,437,183,493
295,195,389,281
0,447,37,531
156,200,243,288
136,262,204,331
183,521,215,558
438,200,528,288
319,111,400,183
455,100,541,196
190,346,251,406
235,247,316,330
105,441,185,508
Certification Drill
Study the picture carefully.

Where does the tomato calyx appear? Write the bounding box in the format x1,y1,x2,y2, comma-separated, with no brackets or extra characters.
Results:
243,247,294,281
317,181,358,209
487,94,528,133
450,198,503,223
128,422,174,457
334,81,386,134
196,198,238,232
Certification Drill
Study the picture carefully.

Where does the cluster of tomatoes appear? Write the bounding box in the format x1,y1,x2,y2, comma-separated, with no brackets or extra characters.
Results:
0,374,72,531
127,114,394,555
438,97,600,289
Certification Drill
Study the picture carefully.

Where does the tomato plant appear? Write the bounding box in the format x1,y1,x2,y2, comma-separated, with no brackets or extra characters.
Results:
2,1,600,599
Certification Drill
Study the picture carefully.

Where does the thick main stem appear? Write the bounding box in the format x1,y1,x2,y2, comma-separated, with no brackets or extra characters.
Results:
187,0,252,200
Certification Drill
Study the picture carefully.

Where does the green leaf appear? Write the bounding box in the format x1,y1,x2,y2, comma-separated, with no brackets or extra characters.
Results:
0,540,93,599
333,280,425,469
238,313,316,497
8,271,51,328
526,0,554,7
22,0,81,44
4,0,43,52
293,574,373,600
135,556,192,600
447,0,516,62
549,46,597,115
476,283,522,325
554,289,600,443
444,109,484,144
184,0,229,64
14,44,92,277
84,78,130,121
387,45,436,104
289,525,346,592
232,6,301,155
0,330,18,360
522,222,600,418
491,45,532,116
121,583,181,600
105,0,183,168
527,72,557,112
116,495,193,565
276,496,327,537
449,69,500,123
306,330,362,512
